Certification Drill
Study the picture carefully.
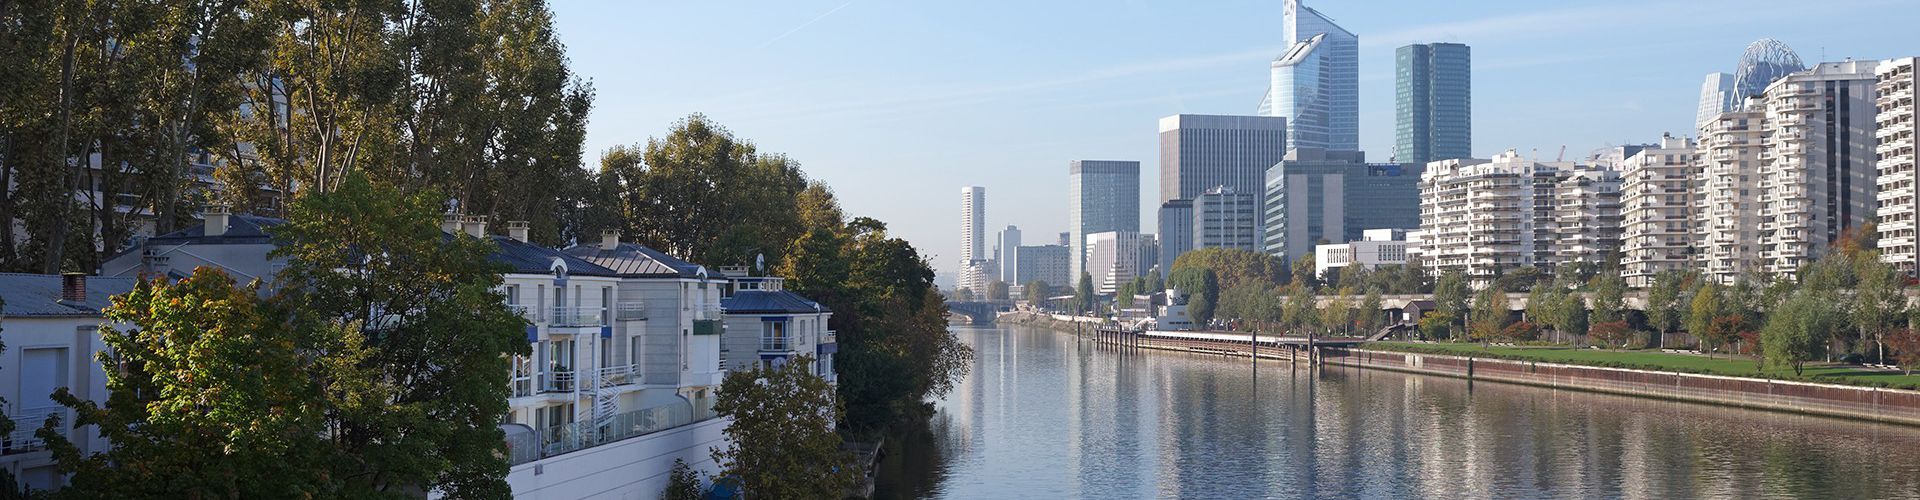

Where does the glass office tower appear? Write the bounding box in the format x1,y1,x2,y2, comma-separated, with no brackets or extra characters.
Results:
1395,42,1471,165
1258,0,1357,152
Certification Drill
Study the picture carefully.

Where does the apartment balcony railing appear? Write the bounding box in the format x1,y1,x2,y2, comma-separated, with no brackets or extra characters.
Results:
549,307,602,328
692,319,724,336
542,370,576,393
506,398,718,466
598,364,637,386
614,301,648,321
508,304,532,320
511,358,537,398
822,330,837,345
761,336,794,352
3,408,65,455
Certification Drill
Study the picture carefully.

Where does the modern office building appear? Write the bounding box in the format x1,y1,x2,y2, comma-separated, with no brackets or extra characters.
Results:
1395,42,1471,165
1261,148,1423,263
1157,199,1195,273
1696,107,1768,284
1068,160,1141,282
997,225,1022,283
1083,231,1144,294
1192,186,1261,252
1878,57,1920,274
1757,60,1879,275
1314,229,1411,279
1620,135,1701,287
1159,114,1290,204
1016,244,1072,291
1138,234,1160,279
1697,73,1735,130
1258,0,1357,152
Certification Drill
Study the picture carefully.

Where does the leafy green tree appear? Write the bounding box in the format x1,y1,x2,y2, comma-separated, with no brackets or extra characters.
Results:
1418,311,1455,341
1334,264,1370,291
1469,285,1511,346
1852,252,1906,363
45,268,336,497
1282,283,1318,334
1291,253,1318,289
1589,274,1627,325
1762,291,1839,375
1358,288,1384,332
1022,280,1051,307
711,355,859,498
1217,282,1278,331
1167,267,1219,326
1645,271,1688,345
1688,282,1724,352
1170,247,1285,292
1552,289,1589,341
986,280,1009,301
1115,281,1136,309
1074,272,1095,315
1323,287,1355,336
271,175,527,497
1525,286,1553,332
1433,271,1470,340
594,115,808,264
663,459,703,500
953,287,975,302
1144,269,1164,293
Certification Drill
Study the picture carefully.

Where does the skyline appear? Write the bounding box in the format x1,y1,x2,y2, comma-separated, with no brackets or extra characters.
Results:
548,0,1920,284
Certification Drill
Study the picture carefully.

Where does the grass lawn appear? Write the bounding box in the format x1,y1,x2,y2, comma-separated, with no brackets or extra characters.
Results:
1367,342,1920,391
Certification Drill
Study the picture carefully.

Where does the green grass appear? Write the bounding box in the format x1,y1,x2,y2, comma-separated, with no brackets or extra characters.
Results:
1367,342,1920,391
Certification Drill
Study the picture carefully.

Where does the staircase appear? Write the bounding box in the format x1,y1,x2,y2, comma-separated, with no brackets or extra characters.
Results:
1365,323,1407,342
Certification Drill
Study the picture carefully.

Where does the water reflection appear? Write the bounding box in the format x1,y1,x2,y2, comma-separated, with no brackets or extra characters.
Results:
873,325,1920,499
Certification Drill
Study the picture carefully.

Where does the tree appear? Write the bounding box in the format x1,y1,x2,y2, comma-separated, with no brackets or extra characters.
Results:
1217,282,1278,331
953,287,975,302
1418,311,1455,341
985,280,1009,301
711,355,859,498
1282,283,1318,334
1706,315,1751,360
1170,248,1285,292
1323,287,1355,336
1357,288,1384,333
663,459,703,500
1167,267,1219,326
1074,272,1095,315
1144,269,1164,293
1553,290,1589,341
1887,329,1920,375
271,175,528,497
1115,281,1136,309
1023,280,1051,307
1852,252,1906,364
45,268,336,497
1500,321,1541,343
1589,321,1634,349
1291,253,1318,289
594,115,807,264
1433,271,1470,340
1762,291,1838,375
1525,286,1553,333
1469,285,1511,346
1645,270,1688,346
1688,283,1724,353
1589,274,1627,325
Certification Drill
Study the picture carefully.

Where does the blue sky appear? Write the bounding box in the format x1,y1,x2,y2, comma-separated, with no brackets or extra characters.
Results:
550,0,1918,285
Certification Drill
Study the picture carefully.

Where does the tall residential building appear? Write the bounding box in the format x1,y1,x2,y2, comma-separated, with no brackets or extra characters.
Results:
1084,231,1144,294
1620,135,1701,287
1696,107,1768,284
1016,244,1072,291
1159,114,1290,204
998,226,1023,283
1548,164,1624,267
1258,0,1357,152
1069,160,1141,282
1395,42,1471,165
1157,199,1195,273
1262,148,1422,263
1697,73,1735,130
958,186,988,293
1757,60,1879,275
1878,57,1920,273
1419,151,1573,284
1192,186,1261,252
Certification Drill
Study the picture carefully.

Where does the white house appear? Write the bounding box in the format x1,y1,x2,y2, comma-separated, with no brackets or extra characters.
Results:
0,273,132,490
719,275,835,383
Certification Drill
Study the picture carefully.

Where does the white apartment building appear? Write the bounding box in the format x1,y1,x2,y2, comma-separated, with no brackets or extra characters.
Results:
1548,164,1624,267
1314,229,1410,279
1420,151,1545,285
719,275,835,383
1758,60,1880,275
0,274,129,491
1878,57,1920,273
1083,231,1143,294
1620,135,1701,287
1696,107,1768,284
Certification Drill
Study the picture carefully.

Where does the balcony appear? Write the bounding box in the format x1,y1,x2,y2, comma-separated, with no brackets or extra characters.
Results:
505,399,719,466
542,370,576,393
511,358,536,398
692,319,724,336
549,306,602,328
822,330,837,345
598,364,638,386
761,336,794,353
3,408,64,455
614,300,648,321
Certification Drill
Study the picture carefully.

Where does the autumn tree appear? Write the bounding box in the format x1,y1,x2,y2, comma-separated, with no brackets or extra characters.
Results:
1469,285,1510,346
711,355,859,498
1645,270,1688,347
1589,273,1627,325
1170,247,1285,292
1887,329,1920,375
1433,271,1470,340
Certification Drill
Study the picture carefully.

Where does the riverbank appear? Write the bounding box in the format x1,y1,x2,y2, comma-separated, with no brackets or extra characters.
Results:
999,317,1920,426
994,310,1107,331
1369,341,1920,390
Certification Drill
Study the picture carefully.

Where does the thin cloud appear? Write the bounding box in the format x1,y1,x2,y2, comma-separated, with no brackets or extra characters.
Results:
758,1,855,49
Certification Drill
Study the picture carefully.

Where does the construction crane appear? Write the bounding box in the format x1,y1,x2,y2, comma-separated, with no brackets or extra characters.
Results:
1556,145,1567,162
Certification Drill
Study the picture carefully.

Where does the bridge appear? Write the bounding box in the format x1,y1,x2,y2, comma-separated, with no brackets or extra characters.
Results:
945,301,1009,325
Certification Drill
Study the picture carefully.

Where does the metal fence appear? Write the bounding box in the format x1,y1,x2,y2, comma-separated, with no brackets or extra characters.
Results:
505,398,719,466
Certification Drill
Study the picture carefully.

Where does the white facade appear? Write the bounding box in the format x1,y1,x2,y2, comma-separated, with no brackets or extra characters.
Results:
960,186,984,264
1083,231,1143,295
1696,107,1768,284
1878,57,1920,274
719,276,836,383
1758,60,1880,275
998,225,1022,283
1314,230,1409,278
1418,152,1544,284
1620,135,1701,287
0,275,128,491
1548,164,1624,267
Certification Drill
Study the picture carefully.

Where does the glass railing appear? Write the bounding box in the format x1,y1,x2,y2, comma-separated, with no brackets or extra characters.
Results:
548,307,602,328
542,370,576,393
504,398,720,465
761,336,793,352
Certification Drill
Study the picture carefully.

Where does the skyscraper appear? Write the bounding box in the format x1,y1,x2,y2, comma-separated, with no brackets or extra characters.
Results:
1159,114,1289,204
1068,160,1141,282
998,225,1022,284
1258,0,1358,152
1157,199,1194,274
1083,231,1144,294
1395,42,1471,165
1696,73,1734,130
1262,148,1422,263
1757,60,1879,275
958,186,988,293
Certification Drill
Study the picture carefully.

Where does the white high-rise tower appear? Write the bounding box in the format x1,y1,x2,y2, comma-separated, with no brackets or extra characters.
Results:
958,186,989,294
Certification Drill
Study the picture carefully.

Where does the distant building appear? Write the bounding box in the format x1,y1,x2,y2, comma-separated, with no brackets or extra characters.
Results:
1261,148,1423,263
1259,0,1357,152
958,186,989,293
1016,244,1071,291
1083,231,1144,294
1548,164,1624,267
1395,42,1471,165
1192,186,1261,252
1696,106,1768,284
1315,229,1410,279
1878,57,1920,274
1158,114,1289,206
1620,135,1700,287
997,225,1022,283
1757,60,1879,275
1419,151,1561,284
1697,72,1735,130
1058,232,1071,246
1157,199,1195,273
1069,160,1140,282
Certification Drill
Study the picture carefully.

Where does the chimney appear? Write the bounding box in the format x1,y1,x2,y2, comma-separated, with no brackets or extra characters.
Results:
506,221,530,242
204,205,231,237
462,215,489,238
600,229,621,251
441,213,463,234
60,272,86,305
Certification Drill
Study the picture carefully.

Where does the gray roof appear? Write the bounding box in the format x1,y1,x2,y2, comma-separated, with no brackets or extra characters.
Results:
722,290,829,314
0,274,138,317
487,236,619,277
563,243,711,279
148,215,285,245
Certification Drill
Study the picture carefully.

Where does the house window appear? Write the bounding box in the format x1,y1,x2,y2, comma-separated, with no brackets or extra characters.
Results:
20,347,69,410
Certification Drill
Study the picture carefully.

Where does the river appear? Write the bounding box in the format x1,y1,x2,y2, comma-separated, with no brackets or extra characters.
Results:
872,324,1920,499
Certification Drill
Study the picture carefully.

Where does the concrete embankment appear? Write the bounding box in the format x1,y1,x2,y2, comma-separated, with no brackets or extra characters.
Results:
997,315,1920,426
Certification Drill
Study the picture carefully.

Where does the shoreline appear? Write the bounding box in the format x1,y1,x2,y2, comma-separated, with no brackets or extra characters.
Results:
994,314,1920,427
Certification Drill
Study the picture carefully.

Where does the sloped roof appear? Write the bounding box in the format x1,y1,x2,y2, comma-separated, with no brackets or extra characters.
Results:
148,215,286,245
0,273,138,317
562,243,710,279
487,236,619,277
722,290,828,314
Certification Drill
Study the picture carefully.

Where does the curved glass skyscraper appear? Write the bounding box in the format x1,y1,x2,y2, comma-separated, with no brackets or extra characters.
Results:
1258,0,1357,152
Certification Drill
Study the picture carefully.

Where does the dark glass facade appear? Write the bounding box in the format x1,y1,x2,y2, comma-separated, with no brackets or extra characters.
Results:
1395,43,1471,165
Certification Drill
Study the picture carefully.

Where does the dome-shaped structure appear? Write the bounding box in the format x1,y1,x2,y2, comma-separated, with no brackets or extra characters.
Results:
1728,38,1804,110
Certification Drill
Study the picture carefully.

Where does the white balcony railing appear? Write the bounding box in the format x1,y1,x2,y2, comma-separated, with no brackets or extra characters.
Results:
822,330,837,345
543,370,576,393
3,408,65,455
511,357,536,398
598,365,637,386
761,336,793,352
549,307,602,328
614,301,647,321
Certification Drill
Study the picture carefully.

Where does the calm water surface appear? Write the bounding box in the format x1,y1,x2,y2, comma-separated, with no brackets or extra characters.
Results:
873,324,1920,499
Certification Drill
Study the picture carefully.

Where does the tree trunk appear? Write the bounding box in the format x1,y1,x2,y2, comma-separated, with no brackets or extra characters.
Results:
43,28,81,274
